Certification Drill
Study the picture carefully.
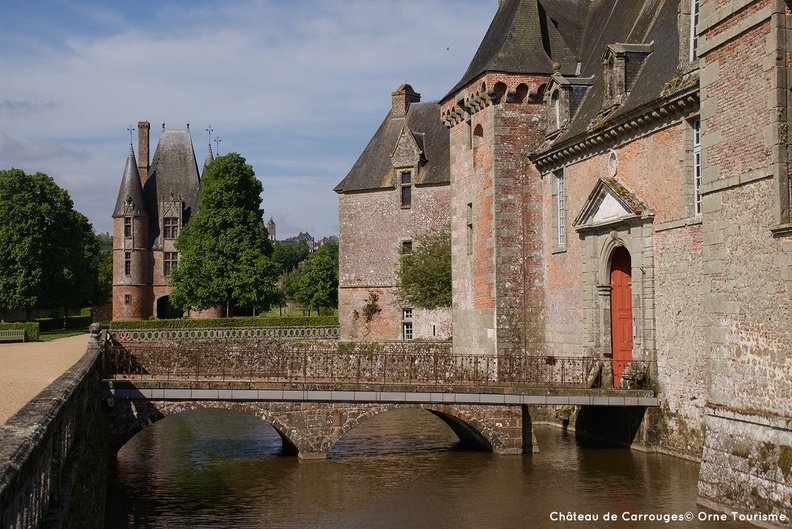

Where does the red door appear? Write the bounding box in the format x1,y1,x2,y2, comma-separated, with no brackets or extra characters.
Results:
610,247,633,387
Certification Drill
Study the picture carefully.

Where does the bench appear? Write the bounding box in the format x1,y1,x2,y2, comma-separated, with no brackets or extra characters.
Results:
0,329,26,343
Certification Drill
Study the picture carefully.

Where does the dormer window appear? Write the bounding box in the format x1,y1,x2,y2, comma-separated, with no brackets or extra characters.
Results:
601,43,653,113
544,74,593,137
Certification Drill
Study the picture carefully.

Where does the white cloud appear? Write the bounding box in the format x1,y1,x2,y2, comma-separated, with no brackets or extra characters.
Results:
0,0,496,237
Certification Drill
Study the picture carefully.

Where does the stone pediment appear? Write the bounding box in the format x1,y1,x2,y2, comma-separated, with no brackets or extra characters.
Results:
574,177,652,232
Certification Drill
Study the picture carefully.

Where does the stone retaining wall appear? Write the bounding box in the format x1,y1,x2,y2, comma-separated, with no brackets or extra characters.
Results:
0,331,108,529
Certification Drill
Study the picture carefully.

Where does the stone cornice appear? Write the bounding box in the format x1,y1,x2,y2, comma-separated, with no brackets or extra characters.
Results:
530,87,700,172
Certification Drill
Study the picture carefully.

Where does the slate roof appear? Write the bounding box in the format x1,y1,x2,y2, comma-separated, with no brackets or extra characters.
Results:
444,0,587,99
112,145,147,218
538,0,689,150
142,128,202,245
334,100,449,194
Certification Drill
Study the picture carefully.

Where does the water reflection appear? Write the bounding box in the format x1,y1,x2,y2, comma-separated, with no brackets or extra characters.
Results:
105,408,751,528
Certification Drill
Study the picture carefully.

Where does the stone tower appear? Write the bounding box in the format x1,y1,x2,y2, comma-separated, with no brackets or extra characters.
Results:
440,0,576,357
112,142,152,320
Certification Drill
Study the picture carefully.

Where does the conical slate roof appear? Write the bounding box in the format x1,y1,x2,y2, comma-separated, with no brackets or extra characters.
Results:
202,144,214,179
112,145,147,218
444,0,580,99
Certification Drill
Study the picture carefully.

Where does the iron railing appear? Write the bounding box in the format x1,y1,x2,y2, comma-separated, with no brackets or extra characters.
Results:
105,341,653,390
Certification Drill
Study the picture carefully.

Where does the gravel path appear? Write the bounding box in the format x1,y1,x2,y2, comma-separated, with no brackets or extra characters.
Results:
0,333,90,424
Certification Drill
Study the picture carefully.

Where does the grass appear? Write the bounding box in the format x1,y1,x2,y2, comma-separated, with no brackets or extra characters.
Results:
38,329,89,341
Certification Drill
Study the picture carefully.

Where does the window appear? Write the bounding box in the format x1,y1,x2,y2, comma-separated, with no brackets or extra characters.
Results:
689,0,700,62
552,90,561,130
124,217,132,238
466,203,474,255
163,252,179,277
402,240,413,254
402,309,413,340
692,119,702,216
124,252,132,276
163,217,179,239
400,170,412,208
124,293,131,305
556,171,566,247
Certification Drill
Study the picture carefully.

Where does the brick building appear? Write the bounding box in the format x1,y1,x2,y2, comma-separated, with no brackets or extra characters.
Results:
336,84,452,341
112,122,214,320
339,0,791,520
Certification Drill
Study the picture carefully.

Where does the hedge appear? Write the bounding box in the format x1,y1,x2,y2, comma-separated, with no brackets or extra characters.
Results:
109,316,338,330
35,315,93,332
0,322,40,342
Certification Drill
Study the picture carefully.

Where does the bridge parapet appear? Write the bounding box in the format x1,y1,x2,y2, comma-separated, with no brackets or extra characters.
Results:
105,337,654,391
112,325,340,342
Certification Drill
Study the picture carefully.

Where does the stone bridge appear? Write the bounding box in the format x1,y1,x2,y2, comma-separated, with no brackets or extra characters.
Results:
103,327,659,458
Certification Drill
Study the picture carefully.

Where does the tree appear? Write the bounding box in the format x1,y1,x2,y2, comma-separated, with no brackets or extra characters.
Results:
291,244,338,315
170,153,279,315
0,168,102,317
271,240,310,274
398,226,452,309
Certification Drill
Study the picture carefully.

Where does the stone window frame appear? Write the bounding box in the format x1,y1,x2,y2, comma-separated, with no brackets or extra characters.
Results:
163,217,179,239
123,217,132,238
124,251,132,276
402,308,413,340
123,293,131,305
399,169,413,209
466,202,474,256
163,251,179,277
552,168,567,253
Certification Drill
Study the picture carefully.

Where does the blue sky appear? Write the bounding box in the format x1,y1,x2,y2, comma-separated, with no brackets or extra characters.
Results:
0,1,495,239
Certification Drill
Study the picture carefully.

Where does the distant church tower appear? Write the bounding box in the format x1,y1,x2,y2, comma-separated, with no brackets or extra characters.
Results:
267,217,277,241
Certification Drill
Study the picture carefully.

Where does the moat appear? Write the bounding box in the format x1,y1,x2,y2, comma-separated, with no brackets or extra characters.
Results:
104,408,754,529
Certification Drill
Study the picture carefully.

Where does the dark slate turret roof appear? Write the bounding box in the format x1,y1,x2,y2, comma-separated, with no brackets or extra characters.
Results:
444,0,585,99
202,144,214,179
334,100,449,194
112,145,147,218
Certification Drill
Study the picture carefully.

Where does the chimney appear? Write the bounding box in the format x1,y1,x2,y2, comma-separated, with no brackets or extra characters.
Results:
137,120,150,186
391,84,420,118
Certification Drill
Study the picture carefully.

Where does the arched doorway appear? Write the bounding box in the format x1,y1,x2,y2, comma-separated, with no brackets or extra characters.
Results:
610,246,632,387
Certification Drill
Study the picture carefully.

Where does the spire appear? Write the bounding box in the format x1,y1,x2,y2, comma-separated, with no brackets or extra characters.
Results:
202,143,214,179
444,0,577,98
113,145,148,218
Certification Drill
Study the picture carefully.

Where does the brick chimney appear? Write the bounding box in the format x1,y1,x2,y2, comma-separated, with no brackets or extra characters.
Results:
137,120,150,186
391,84,420,118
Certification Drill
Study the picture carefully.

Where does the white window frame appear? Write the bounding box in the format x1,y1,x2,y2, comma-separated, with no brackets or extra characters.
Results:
689,0,700,62
692,119,702,216
556,170,566,247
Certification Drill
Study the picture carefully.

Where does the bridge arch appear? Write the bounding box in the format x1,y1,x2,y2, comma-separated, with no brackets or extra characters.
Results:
108,400,304,455
106,400,528,458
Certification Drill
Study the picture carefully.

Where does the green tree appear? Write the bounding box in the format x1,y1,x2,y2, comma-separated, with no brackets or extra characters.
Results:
398,226,452,309
170,153,279,315
292,244,338,315
0,168,102,317
271,240,310,273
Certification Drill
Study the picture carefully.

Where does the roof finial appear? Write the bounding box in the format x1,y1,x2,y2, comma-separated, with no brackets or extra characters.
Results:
214,136,222,156
206,125,213,147
127,124,135,145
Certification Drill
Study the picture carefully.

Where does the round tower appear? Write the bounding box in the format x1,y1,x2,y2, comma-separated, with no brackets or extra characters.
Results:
112,144,153,320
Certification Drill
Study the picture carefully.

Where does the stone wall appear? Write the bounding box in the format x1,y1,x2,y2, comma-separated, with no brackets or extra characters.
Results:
697,0,792,522
0,331,108,528
337,184,451,341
